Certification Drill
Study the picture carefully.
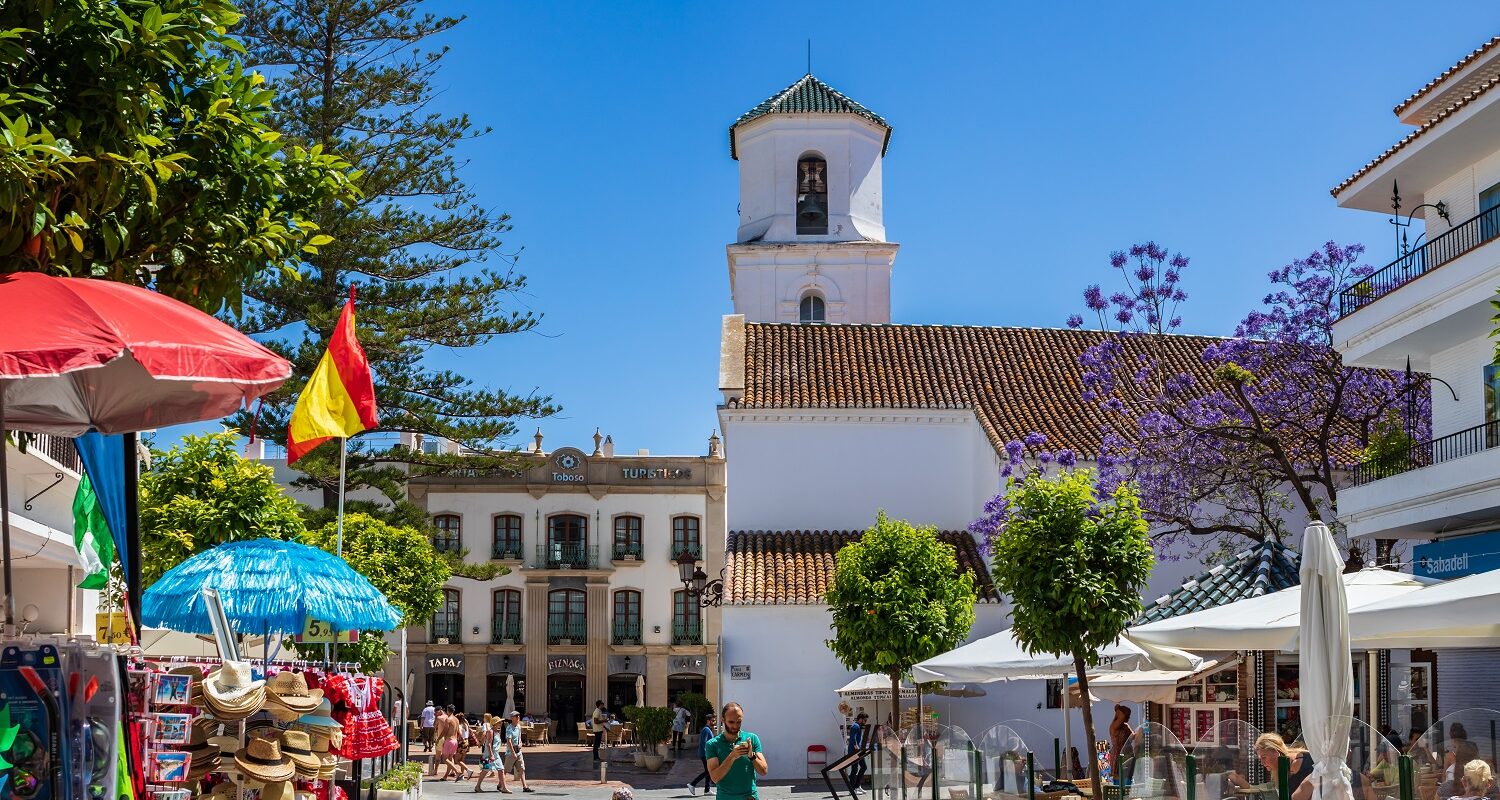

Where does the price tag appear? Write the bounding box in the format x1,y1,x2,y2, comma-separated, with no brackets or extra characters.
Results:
95,612,130,645
293,617,357,644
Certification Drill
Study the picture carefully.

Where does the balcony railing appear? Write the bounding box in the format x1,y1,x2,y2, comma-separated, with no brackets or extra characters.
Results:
1352,419,1500,486
492,543,524,561
612,620,642,645
430,621,462,643
536,543,598,569
1339,205,1500,317
671,543,702,561
547,619,587,644
612,542,643,561
672,619,702,645
14,432,81,473
491,618,523,644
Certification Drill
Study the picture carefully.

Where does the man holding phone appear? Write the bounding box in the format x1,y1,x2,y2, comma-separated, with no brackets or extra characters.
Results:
706,702,768,800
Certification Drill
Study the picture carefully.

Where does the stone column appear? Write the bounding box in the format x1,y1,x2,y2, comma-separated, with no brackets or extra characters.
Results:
463,645,488,717
526,576,549,714
645,645,670,706
704,641,721,713
586,578,610,707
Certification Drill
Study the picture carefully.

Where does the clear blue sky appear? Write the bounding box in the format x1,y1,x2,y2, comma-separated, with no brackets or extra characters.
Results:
221,3,1497,457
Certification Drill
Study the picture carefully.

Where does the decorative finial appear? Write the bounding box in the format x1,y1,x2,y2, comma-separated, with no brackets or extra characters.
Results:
709,429,722,457
533,427,544,455
592,427,603,456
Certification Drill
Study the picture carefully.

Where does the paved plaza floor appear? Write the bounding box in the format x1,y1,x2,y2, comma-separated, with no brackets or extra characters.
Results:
408,741,839,800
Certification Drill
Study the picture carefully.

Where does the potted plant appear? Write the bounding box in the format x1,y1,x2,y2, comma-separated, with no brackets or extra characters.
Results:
624,705,674,772
375,762,423,800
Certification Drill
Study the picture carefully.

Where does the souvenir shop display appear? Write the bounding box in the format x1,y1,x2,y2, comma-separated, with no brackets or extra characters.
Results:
132,657,395,800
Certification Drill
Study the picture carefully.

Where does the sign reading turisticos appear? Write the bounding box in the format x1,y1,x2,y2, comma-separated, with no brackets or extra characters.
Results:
621,468,692,480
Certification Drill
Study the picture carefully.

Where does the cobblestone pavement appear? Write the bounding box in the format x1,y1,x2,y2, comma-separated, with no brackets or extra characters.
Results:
408,742,836,800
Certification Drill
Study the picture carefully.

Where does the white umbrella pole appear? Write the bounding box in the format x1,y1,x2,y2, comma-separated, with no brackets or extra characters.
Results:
401,627,409,760
1061,672,1072,777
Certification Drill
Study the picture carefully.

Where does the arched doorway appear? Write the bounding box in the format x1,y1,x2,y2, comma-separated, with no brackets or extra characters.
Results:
486,673,525,718
548,674,585,740
428,673,464,712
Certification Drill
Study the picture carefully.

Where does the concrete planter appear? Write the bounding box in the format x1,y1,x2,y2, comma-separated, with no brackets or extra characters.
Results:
641,754,665,772
633,751,646,767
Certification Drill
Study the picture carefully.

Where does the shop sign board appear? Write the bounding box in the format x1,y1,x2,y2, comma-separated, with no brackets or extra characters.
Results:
427,655,464,673
730,665,750,680
294,616,359,644
1413,530,1500,578
548,656,585,674
96,612,130,645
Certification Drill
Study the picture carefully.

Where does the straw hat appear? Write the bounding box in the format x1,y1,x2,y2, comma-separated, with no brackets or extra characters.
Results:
266,672,324,715
209,782,239,800
310,732,337,780
234,736,294,782
279,730,321,780
295,698,339,730
183,726,221,780
258,781,293,800
203,662,266,719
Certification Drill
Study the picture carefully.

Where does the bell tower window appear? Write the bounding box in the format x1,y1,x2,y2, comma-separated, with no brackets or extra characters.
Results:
799,293,826,323
796,156,828,235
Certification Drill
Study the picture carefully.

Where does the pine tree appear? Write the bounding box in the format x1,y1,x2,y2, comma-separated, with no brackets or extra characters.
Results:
227,0,555,506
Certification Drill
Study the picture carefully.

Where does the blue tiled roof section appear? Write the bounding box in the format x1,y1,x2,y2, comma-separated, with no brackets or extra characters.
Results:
1135,539,1301,624
729,73,891,159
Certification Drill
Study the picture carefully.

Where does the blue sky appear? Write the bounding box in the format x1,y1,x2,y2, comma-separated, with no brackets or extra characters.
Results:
208,3,1495,457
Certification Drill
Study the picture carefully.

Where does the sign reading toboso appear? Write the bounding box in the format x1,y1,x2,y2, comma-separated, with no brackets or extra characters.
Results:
1413,530,1500,579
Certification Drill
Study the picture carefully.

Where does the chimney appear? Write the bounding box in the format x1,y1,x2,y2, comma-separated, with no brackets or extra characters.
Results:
602,435,614,458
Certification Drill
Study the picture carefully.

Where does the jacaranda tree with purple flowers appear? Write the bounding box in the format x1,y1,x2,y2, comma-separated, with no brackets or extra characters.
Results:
1056,241,1417,556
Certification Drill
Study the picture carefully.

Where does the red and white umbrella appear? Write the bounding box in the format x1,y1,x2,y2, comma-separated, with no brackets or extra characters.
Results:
0,272,292,627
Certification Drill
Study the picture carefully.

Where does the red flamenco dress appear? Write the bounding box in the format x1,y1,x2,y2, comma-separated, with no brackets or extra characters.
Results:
323,674,398,759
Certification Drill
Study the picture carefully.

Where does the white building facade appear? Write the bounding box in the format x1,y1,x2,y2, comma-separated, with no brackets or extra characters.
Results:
3,433,99,635
714,75,1211,778
1331,37,1500,727
393,434,726,737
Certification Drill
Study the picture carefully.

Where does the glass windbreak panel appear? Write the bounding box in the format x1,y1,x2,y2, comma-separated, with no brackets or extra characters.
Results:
895,723,976,800
1421,708,1500,799
977,722,1056,797
1191,719,1261,800
1123,722,1188,800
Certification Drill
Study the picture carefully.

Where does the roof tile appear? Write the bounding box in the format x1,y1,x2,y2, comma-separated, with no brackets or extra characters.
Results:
1134,540,1300,624
729,74,890,159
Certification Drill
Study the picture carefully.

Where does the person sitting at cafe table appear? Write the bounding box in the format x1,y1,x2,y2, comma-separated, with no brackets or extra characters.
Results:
1368,742,1401,789
1440,741,1482,800
1228,734,1314,800
1409,732,1441,772
1449,759,1497,800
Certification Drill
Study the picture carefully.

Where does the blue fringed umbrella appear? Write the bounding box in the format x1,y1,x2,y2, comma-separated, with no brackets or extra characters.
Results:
141,538,401,635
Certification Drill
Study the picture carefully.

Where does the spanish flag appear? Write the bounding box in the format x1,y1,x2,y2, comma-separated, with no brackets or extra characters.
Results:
287,289,379,464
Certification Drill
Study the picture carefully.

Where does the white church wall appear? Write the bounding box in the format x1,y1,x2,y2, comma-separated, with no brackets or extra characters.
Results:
734,115,888,244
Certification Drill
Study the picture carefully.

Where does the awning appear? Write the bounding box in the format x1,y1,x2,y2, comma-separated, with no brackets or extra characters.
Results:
1086,657,1235,704
1127,568,1431,652
4,509,85,569
1348,567,1500,648
913,628,1200,684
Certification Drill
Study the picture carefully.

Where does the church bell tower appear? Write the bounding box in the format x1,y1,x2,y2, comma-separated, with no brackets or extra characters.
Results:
726,74,899,324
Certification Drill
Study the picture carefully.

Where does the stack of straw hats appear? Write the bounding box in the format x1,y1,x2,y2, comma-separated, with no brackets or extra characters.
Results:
265,672,324,723
202,662,266,720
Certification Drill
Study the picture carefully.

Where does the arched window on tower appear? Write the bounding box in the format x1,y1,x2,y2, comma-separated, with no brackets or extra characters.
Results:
796,155,828,235
799,293,826,323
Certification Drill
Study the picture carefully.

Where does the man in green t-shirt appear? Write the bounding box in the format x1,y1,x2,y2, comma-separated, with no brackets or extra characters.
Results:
706,702,768,800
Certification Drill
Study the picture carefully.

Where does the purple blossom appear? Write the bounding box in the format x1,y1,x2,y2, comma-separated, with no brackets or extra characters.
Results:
1024,432,1048,448
1056,449,1077,468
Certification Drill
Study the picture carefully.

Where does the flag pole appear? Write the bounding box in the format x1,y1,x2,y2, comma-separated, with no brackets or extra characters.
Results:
329,436,348,668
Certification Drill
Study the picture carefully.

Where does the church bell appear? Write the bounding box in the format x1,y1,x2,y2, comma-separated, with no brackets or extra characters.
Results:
797,193,826,226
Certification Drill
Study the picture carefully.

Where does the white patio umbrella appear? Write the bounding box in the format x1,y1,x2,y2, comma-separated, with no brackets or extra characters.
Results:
1299,521,1353,800
912,628,1201,683
1127,568,1432,652
1348,566,1500,648
836,673,918,699
503,673,516,718
635,674,645,708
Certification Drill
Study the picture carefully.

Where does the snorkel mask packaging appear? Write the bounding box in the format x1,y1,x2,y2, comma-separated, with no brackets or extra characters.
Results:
0,643,72,800
69,646,119,800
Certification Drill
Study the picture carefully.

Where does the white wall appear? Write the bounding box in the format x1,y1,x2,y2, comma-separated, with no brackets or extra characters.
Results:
722,410,994,532
735,115,887,244
1430,335,1490,439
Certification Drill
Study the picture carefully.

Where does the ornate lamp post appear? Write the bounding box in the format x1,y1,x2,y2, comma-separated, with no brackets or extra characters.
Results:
675,550,725,607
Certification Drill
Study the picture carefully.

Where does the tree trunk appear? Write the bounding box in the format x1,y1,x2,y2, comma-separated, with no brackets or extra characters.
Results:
890,671,902,734
1074,652,1102,800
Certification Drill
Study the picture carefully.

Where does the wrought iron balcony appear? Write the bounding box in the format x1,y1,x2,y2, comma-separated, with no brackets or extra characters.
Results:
429,619,462,643
492,544,524,561
1339,205,1500,317
547,619,587,644
24,433,82,473
1351,419,1500,486
612,542,643,561
612,620,642,645
671,543,702,562
491,618,523,644
671,619,702,645
536,542,599,569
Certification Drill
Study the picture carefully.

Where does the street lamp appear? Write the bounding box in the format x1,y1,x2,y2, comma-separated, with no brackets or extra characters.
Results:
675,550,725,607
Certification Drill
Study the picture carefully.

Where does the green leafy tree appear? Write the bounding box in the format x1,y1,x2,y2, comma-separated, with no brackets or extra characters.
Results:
0,0,355,312
226,0,556,508
824,512,977,726
140,431,306,586
298,512,451,672
988,470,1153,799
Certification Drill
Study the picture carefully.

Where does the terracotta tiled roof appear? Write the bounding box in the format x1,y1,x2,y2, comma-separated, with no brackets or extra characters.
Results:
729,74,890,159
1393,37,1500,117
725,529,1000,605
1332,72,1500,198
730,323,1221,460
1135,540,1300,624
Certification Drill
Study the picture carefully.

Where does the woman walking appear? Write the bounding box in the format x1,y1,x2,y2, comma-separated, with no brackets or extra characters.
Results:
453,712,475,781
472,714,510,793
